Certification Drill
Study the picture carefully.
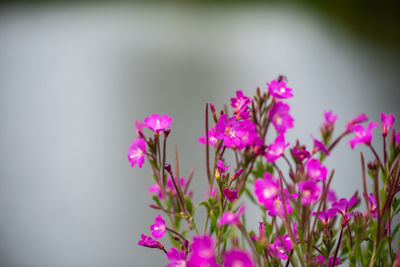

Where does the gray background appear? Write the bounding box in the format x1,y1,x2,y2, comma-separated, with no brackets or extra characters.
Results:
0,3,399,267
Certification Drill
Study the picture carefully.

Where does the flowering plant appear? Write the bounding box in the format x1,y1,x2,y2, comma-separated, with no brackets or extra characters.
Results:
128,76,400,267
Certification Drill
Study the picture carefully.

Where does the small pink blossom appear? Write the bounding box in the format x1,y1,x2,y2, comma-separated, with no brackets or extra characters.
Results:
218,205,246,226
268,234,293,260
322,110,338,128
292,145,310,162
144,114,172,133
345,113,368,133
187,235,219,267
150,214,166,239
349,121,379,149
222,188,238,202
128,138,146,168
254,173,280,206
135,120,144,137
267,79,293,99
312,209,337,227
306,159,327,181
265,134,290,162
224,249,254,267
231,90,251,120
327,189,338,203
198,127,219,146
205,187,218,199
265,195,294,217
381,112,395,137
148,182,163,199
166,176,186,196
312,137,330,156
215,114,247,148
298,180,321,205
268,101,294,134
166,248,187,267
332,196,359,226
365,193,378,218
216,160,230,178
138,234,164,249
312,256,342,267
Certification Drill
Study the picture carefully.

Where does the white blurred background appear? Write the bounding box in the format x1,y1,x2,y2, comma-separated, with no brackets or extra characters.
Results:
0,2,399,266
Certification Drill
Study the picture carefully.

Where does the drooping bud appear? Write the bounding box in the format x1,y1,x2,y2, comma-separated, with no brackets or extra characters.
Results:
149,204,161,210
164,164,172,174
209,102,218,123
231,168,243,181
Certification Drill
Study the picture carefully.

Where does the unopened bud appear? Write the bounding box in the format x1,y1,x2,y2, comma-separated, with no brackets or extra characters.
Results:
149,204,161,210
209,103,218,123
367,160,379,172
164,164,172,174
231,169,243,181
163,128,171,138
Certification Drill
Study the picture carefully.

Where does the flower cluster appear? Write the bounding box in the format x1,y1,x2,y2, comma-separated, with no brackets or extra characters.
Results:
128,77,400,266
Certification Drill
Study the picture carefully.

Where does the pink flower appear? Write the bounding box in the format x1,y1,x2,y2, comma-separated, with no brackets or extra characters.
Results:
265,134,290,162
236,120,259,149
349,121,379,149
166,176,186,195
205,187,219,199
231,90,251,119
312,137,330,156
128,138,146,168
215,114,247,147
298,180,321,205
332,196,359,226
381,112,395,137
216,160,230,178
265,195,294,217
267,79,293,99
327,189,338,203
223,188,238,202
365,193,378,218
322,110,338,128
396,130,400,146
254,173,280,206
312,209,337,227
292,145,310,162
148,182,163,199
167,248,187,267
268,101,294,134
150,214,166,239
143,114,172,133
218,205,246,226
223,249,254,267
135,120,144,137
268,234,293,260
306,159,327,181
345,113,368,133
138,234,164,249
187,235,219,267
312,256,341,267
198,127,218,146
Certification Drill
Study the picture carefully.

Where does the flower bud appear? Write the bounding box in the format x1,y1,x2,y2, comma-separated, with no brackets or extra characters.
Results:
231,169,243,181
163,128,171,138
164,164,172,174
149,204,161,210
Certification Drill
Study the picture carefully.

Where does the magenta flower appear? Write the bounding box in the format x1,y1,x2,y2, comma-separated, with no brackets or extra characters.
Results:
349,121,379,149
265,134,290,162
254,173,279,206
150,214,166,239
187,235,219,267
135,120,144,137
218,205,246,226
215,114,247,147
268,101,294,134
345,113,368,133
138,234,164,249
231,90,250,110
396,131,400,146
298,180,321,205
205,187,219,199
223,249,254,267
312,137,330,156
222,188,238,202
328,257,342,266
143,114,172,133
322,110,338,128
128,138,146,168
198,127,219,146
216,160,230,178
292,145,310,162
148,182,163,199
332,196,359,226
365,193,378,218
312,208,337,227
166,176,186,195
236,120,258,149
267,79,293,99
265,195,294,217
269,234,293,260
306,159,327,181
166,248,187,267
313,256,341,267
327,189,338,203
381,112,395,137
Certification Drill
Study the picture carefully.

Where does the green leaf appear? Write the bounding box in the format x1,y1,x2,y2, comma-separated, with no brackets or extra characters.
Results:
185,196,194,216
210,211,217,235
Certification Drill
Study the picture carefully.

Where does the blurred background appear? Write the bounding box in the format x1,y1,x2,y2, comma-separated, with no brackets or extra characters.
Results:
0,1,399,266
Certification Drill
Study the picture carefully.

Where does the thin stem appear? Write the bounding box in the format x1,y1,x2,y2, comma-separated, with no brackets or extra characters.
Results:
205,103,211,185
369,144,386,175
166,227,186,241
361,152,373,219
332,226,344,267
